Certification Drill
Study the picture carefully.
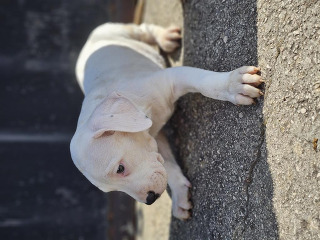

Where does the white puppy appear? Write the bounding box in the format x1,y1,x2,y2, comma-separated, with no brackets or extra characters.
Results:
70,23,263,220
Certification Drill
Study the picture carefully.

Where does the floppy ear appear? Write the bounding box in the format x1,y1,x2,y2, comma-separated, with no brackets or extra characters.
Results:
88,92,152,138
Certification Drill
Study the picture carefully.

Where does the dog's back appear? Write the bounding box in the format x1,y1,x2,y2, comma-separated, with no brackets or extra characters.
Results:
81,46,163,95
75,23,166,94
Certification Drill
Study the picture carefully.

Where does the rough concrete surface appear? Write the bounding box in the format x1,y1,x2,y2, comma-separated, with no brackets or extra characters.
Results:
142,0,320,240
258,0,320,239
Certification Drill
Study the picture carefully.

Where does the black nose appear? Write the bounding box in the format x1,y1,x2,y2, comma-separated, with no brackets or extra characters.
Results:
145,191,160,205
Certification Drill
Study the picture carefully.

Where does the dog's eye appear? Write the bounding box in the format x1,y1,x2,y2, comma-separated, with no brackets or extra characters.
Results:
117,165,125,174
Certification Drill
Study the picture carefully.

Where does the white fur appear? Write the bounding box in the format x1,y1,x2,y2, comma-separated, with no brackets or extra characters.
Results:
70,23,263,220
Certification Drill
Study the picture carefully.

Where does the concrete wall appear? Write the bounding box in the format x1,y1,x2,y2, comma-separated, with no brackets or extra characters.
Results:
143,0,320,239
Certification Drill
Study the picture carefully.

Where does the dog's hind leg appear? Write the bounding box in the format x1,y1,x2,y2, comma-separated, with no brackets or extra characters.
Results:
156,131,192,220
89,23,181,53
138,24,182,53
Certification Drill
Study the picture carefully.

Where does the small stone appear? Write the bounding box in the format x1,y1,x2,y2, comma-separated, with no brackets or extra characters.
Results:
239,112,243,118
293,30,300,35
300,108,306,114
223,36,228,43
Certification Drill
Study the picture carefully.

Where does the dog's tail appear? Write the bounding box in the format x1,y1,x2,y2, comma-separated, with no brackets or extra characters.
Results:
133,0,145,24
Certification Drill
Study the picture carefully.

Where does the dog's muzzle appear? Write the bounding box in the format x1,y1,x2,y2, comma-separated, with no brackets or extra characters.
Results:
145,191,160,205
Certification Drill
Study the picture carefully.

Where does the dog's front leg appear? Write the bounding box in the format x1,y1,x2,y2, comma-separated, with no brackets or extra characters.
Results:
164,66,263,105
156,131,192,220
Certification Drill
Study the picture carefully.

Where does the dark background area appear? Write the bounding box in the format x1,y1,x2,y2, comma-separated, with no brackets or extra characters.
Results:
0,1,136,239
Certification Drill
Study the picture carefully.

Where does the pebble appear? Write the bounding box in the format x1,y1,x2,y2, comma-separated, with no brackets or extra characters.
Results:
300,108,306,114
223,36,228,43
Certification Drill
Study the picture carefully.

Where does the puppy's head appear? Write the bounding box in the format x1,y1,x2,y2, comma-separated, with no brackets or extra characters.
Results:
70,92,167,205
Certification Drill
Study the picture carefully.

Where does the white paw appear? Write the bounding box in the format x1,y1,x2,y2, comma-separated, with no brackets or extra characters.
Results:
171,177,192,220
156,26,182,53
227,66,264,105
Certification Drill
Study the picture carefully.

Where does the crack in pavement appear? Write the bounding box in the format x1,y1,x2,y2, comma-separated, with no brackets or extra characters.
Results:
233,121,266,240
